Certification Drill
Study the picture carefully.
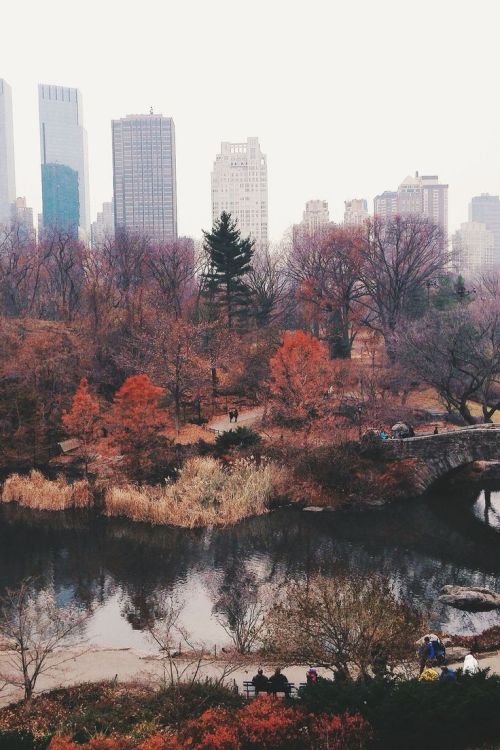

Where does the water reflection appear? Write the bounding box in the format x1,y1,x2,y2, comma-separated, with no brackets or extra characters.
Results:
0,478,499,648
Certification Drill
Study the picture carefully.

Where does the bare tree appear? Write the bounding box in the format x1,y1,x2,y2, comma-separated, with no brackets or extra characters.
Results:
147,238,198,319
264,574,426,681
359,216,446,360
212,569,269,655
247,244,292,328
397,302,500,424
0,579,90,700
289,225,363,358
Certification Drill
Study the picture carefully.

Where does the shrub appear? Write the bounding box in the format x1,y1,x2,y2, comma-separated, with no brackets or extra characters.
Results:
298,673,500,750
104,457,286,528
0,730,52,749
1,471,92,511
215,427,262,452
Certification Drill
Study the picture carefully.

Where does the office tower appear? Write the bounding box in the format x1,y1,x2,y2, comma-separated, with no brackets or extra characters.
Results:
344,198,368,226
301,200,330,233
91,200,114,246
0,79,16,225
452,222,495,275
39,84,90,238
10,197,35,240
211,137,268,245
112,113,177,241
469,194,500,264
374,172,448,239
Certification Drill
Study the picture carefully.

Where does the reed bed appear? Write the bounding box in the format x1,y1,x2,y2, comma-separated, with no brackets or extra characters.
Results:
1,470,93,510
104,456,287,528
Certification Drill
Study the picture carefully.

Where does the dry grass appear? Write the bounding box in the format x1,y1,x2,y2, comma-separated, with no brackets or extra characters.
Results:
1,470,93,511
104,456,287,528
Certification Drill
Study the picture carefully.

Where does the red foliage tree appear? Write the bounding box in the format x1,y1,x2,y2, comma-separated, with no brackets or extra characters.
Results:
269,330,334,427
62,378,100,474
107,374,167,479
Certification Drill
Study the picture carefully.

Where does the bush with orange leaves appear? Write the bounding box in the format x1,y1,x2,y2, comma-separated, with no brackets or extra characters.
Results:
47,696,371,750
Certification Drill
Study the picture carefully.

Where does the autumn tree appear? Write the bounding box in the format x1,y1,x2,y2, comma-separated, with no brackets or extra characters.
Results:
359,216,445,360
289,225,363,358
269,330,333,427
62,378,100,474
108,374,167,479
264,574,426,681
202,212,254,330
397,302,500,424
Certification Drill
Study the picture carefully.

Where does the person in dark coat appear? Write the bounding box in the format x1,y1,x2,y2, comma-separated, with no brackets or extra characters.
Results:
269,667,291,696
306,667,318,685
229,410,234,423
251,668,269,694
439,666,457,681
418,636,432,674
234,408,239,423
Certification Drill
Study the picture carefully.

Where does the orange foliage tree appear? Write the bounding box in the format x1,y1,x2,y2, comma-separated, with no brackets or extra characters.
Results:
269,330,334,427
107,374,167,479
62,378,100,474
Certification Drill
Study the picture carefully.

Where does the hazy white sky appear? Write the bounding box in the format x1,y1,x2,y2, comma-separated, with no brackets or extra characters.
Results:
2,0,500,240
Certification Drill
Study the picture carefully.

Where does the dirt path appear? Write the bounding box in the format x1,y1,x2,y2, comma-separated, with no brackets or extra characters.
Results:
208,407,264,434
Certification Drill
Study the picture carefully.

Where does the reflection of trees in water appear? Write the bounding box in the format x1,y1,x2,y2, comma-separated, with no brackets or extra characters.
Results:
1,478,499,637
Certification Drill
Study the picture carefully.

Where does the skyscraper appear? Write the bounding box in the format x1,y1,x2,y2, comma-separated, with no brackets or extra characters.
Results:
91,200,114,246
469,194,500,264
374,173,448,240
0,79,16,225
211,137,268,245
452,222,495,275
10,197,35,241
112,113,177,241
301,200,330,233
344,198,368,226
38,84,90,237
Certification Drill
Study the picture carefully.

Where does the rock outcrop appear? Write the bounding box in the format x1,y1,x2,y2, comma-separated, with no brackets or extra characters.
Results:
439,585,500,612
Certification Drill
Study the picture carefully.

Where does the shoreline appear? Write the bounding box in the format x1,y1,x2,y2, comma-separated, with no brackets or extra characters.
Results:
1,644,499,708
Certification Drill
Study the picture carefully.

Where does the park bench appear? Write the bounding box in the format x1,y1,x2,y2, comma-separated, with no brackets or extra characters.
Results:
242,681,307,699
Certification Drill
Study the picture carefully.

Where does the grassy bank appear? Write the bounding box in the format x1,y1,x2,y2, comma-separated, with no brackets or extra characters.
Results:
1,459,288,528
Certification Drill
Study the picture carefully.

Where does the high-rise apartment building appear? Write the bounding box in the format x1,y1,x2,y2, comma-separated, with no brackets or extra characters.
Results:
0,79,16,225
301,200,330,233
452,221,495,275
38,84,90,238
91,200,114,246
10,197,35,240
344,198,368,226
469,194,500,264
374,172,448,240
112,113,177,241
211,137,268,245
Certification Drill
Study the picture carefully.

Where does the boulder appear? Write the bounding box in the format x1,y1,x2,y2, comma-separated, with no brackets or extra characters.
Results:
439,585,500,612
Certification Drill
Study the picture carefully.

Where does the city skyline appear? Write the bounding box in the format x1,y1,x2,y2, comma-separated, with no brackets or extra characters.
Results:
2,0,500,241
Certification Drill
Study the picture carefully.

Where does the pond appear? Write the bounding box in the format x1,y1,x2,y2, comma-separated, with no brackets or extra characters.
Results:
0,477,499,651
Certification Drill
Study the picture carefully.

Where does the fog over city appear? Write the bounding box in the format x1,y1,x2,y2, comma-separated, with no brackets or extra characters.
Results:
2,0,500,240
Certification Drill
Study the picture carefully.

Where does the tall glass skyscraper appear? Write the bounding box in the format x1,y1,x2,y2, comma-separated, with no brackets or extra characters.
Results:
38,84,90,237
112,113,177,241
0,79,16,225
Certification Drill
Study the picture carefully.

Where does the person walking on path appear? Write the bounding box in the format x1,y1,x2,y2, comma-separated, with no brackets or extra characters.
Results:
233,408,239,423
463,652,480,675
252,668,269,694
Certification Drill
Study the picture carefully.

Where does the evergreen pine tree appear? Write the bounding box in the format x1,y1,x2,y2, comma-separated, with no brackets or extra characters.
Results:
202,212,255,329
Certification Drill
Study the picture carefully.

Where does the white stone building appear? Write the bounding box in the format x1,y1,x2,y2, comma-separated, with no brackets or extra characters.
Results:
211,137,268,245
344,198,368,226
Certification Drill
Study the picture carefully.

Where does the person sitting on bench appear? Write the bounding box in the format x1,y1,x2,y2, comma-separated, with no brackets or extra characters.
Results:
251,668,269,694
269,667,291,696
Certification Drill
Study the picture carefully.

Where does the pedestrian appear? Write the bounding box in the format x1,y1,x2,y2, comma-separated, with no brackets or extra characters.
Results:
463,652,480,675
269,667,291,696
418,636,432,674
306,667,318,686
433,425,439,435
251,668,269,694
234,408,239,423
229,409,234,423
439,666,457,682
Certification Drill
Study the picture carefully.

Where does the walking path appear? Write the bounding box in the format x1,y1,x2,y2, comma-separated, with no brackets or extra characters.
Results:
207,407,264,434
1,644,499,708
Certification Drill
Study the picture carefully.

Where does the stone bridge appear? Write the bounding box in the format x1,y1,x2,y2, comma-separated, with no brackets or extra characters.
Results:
378,424,500,495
